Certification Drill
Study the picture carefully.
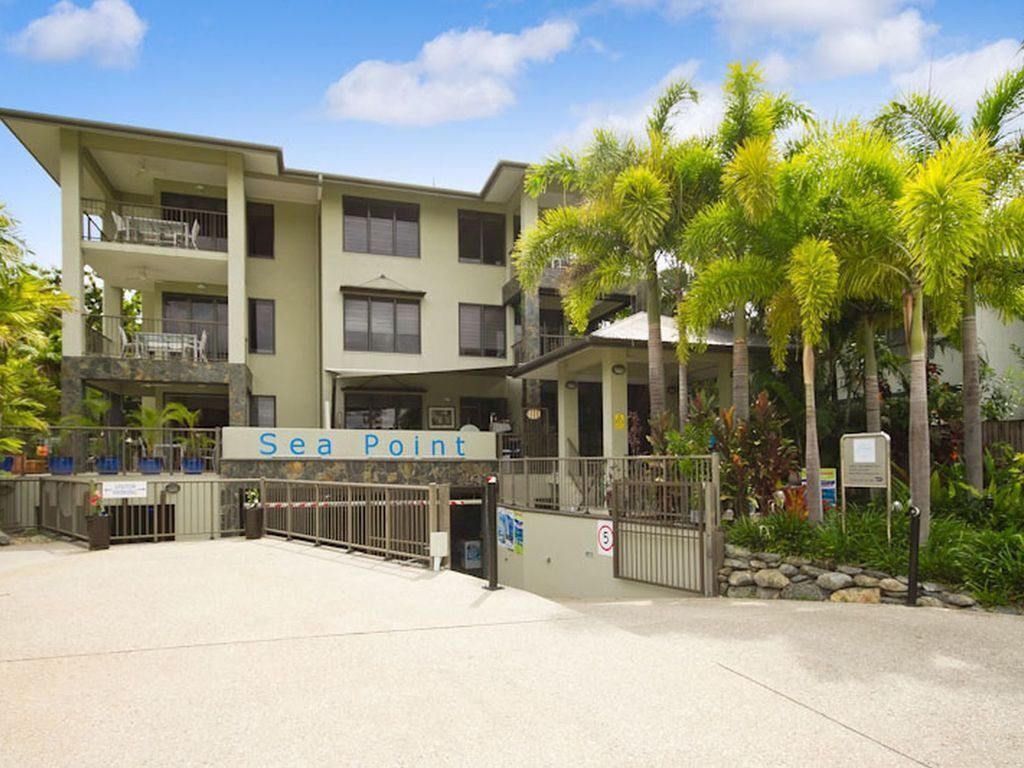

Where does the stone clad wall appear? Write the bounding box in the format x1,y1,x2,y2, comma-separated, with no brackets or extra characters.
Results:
719,544,980,609
219,459,497,487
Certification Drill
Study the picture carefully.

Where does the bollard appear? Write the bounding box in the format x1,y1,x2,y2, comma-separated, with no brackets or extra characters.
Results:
482,475,502,591
906,503,921,607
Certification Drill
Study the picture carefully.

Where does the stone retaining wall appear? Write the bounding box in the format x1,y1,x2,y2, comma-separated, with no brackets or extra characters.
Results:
719,544,980,609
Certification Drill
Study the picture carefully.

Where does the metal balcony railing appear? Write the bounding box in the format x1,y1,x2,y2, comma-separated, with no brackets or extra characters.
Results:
81,198,228,252
512,333,576,365
86,314,229,362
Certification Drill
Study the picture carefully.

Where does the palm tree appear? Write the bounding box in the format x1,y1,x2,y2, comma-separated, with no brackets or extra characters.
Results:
878,64,1024,491
515,80,700,434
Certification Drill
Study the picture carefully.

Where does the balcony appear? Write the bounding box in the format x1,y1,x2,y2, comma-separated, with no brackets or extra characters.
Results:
512,334,576,365
85,315,229,362
82,198,228,253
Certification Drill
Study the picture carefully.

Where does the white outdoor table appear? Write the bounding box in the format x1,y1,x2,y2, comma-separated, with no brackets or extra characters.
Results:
126,216,187,246
136,332,200,360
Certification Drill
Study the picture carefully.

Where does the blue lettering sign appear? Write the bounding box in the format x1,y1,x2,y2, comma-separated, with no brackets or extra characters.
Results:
388,439,403,457
289,437,305,455
317,438,332,456
259,432,277,456
364,434,379,454
431,439,445,457
455,436,466,457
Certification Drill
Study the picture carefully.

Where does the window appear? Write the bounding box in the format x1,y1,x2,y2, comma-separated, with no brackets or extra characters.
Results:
458,210,506,265
343,392,422,430
163,293,228,360
250,395,276,427
460,397,508,430
343,197,419,257
248,299,275,354
459,304,506,357
247,202,274,258
344,295,420,353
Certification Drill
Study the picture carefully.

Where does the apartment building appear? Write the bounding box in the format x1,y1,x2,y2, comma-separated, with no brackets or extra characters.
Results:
4,108,675,455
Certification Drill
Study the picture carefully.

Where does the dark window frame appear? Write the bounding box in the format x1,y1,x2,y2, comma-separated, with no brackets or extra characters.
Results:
248,298,276,354
343,293,421,354
343,391,423,430
343,196,420,258
249,395,276,427
459,303,506,358
458,209,506,266
246,201,275,258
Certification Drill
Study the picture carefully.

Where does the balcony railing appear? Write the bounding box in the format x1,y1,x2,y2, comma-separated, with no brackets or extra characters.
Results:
86,315,229,362
512,334,576,365
81,198,228,252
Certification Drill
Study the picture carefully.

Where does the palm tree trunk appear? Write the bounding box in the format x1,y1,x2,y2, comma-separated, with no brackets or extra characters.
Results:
908,285,931,542
732,302,749,421
863,317,881,433
645,267,667,421
677,360,689,429
962,280,983,490
803,341,823,524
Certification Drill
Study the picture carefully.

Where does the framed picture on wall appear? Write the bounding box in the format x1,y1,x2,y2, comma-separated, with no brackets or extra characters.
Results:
428,406,456,430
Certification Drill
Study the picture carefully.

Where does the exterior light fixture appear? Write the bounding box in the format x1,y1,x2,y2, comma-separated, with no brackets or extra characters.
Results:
525,407,543,421
611,364,626,375
565,381,578,390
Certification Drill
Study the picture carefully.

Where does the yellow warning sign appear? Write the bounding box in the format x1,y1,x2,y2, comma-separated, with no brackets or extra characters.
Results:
613,412,626,430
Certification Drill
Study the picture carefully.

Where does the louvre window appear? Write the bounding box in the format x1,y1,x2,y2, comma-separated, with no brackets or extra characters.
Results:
344,392,422,430
248,299,275,354
458,210,506,265
343,197,419,257
344,295,420,354
247,202,274,258
459,304,506,357
250,395,276,427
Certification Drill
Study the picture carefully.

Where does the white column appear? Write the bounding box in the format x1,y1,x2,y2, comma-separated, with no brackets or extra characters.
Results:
60,129,84,357
102,283,123,355
602,350,629,457
226,154,247,364
557,364,579,458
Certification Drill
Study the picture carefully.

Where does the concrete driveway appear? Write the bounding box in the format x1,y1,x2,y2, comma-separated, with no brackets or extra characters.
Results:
1,537,1021,767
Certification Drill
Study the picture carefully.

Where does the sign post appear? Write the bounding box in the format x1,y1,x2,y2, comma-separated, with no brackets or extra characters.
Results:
482,476,501,591
839,432,892,541
907,504,921,607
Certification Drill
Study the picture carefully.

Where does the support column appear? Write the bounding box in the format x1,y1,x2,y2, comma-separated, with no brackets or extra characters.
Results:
226,154,247,365
60,129,84,357
520,194,541,406
557,364,579,458
102,283,123,355
602,350,629,457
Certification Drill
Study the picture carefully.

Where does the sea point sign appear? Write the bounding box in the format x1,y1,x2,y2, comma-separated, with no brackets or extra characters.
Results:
221,427,497,462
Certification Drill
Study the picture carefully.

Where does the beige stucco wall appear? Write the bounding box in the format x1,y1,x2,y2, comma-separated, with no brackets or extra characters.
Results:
497,507,690,600
320,184,513,380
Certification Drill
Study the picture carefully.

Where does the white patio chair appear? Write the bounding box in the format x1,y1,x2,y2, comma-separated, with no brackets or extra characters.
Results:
118,326,140,358
196,330,208,362
110,210,128,242
187,219,201,249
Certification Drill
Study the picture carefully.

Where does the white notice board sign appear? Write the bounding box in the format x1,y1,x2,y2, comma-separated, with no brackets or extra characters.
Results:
101,480,147,499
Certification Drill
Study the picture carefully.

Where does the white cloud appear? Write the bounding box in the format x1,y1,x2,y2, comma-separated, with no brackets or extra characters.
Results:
812,9,934,77
9,0,146,69
714,0,901,39
324,20,578,126
891,38,1024,117
560,60,724,148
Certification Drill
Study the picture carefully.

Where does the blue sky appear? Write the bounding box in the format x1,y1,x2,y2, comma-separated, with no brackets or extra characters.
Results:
1,0,1022,267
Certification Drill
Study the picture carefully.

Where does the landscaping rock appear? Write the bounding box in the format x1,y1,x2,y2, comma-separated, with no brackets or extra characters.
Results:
727,585,757,599
945,593,976,608
863,569,890,580
725,544,751,558
816,572,855,591
878,578,906,593
922,582,944,594
881,596,906,605
0,529,9,546
778,563,799,577
853,574,880,588
830,587,881,604
756,587,781,600
917,596,946,608
754,569,790,590
896,575,909,585
837,565,863,576
728,570,754,587
783,556,809,567
750,559,768,569
719,582,730,597
755,552,782,564
790,574,809,583
801,564,826,577
718,568,732,578
781,581,826,601
723,558,749,569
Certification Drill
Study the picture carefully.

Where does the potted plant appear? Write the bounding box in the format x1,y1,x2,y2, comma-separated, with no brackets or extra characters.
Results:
77,393,123,474
165,402,211,474
86,483,110,551
48,422,77,475
128,403,179,475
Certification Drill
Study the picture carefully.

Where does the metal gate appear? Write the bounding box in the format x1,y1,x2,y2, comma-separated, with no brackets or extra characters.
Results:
611,455,720,595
